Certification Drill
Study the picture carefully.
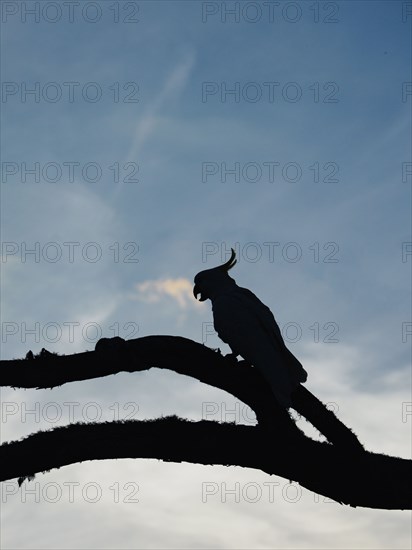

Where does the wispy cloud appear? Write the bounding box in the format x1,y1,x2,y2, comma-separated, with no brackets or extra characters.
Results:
125,51,196,161
133,277,203,310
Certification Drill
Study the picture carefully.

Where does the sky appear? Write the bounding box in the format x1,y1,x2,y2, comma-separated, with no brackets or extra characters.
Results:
0,0,411,548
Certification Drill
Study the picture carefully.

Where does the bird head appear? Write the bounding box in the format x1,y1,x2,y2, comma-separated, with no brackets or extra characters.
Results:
193,248,237,302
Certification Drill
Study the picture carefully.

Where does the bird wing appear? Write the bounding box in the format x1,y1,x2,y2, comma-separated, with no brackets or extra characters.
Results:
236,287,286,346
212,288,307,384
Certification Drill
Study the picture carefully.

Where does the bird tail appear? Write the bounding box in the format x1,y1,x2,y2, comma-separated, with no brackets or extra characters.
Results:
291,385,364,450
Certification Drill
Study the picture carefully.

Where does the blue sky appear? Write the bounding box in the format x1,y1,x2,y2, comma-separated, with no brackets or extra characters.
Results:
1,1,411,548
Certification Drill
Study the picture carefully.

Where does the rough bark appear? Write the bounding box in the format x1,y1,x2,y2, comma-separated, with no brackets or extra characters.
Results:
0,336,410,510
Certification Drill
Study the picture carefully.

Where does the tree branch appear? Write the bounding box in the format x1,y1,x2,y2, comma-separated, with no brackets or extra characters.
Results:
1,336,409,510
0,336,363,447
0,417,410,510
0,336,265,418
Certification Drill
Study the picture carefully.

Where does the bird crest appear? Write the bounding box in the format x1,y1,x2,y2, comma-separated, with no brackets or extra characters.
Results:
218,247,237,271
193,248,237,301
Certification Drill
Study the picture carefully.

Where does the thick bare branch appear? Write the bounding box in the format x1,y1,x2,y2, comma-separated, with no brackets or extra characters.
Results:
0,336,264,414
2,336,408,511
0,417,410,510
0,336,363,447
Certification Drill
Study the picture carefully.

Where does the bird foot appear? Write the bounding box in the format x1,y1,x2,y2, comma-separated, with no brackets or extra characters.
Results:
223,353,239,365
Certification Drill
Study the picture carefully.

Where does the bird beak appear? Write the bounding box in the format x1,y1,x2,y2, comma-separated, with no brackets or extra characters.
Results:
193,284,206,302
193,284,200,300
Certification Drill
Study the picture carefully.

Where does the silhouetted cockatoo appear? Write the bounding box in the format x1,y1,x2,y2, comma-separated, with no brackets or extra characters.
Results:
193,249,307,409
